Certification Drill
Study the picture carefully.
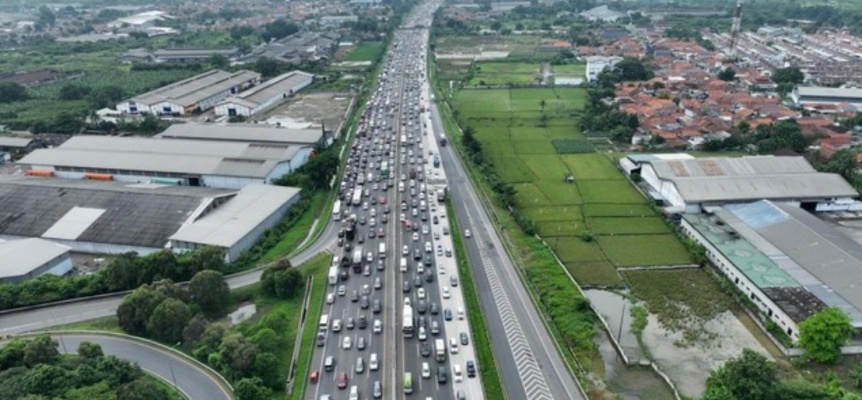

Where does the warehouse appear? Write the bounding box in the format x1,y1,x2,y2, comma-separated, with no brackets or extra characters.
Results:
18,136,311,189
682,200,862,342
157,123,325,146
621,154,860,213
116,69,261,115
0,239,72,283
170,184,301,262
792,86,862,107
585,55,623,82
214,70,314,117
0,177,301,260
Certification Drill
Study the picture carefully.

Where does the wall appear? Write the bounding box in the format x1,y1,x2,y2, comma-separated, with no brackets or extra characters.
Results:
116,101,148,114
0,234,162,257
150,100,185,115
640,164,687,208
202,175,264,189
213,102,251,117
225,193,299,261
680,219,801,341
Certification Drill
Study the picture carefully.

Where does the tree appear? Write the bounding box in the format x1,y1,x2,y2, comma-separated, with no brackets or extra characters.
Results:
250,328,281,354
718,67,736,81
704,348,778,400
77,342,103,360
0,339,27,370
234,377,273,400
36,6,56,30
262,19,299,42
209,54,230,69
251,57,280,78
117,378,169,400
612,57,653,82
219,334,258,380
192,246,226,273
117,285,167,336
490,21,502,31
799,307,854,364
87,86,124,109
539,99,547,115
58,84,92,100
23,336,59,367
260,263,303,298
103,252,140,291
189,270,230,314
0,82,28,103
183,314,209,344
64,381,116,400
772,66,804,85
253,352,281,389
147,298,192,343
20,364,69,397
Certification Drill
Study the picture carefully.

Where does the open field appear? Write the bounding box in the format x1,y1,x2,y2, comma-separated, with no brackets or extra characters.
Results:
452,87,692,285
345,41,385,62
552,64,586,79
470,62,540,85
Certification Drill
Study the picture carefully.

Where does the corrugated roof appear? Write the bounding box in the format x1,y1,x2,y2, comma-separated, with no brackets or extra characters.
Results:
159,123,322,145
225,70,314,107
129,69,260,107
170,183,300,247
797,86,862,99
0,137,32,148
0,239,71,279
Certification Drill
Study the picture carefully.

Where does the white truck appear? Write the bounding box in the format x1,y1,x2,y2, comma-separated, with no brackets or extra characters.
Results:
328,266,338,285
435,338,446,362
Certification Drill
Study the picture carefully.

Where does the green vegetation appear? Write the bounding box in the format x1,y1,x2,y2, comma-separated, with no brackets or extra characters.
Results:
446,201,505,399
0,336,180,400
288,255,329,400
345,41,386,62
551,138,594,154
469,62,540,86
799,307,855,364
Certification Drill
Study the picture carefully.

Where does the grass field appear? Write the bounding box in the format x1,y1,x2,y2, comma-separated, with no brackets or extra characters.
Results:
552,64,586,78
452,87,693,285
469,62,540,86
345,41,385,62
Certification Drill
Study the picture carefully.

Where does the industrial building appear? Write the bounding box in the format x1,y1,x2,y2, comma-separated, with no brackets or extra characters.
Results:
682,200,862,342
0,177,301,260
170,184,300,262
621,154,860,213
585,56,623,83
214,70,315,117
116,69,261,115
792,86,862,107
0,239,72,283
18,136,311,189
157,123,325,147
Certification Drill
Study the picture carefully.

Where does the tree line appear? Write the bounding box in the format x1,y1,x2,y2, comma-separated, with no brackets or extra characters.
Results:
0,336,172,400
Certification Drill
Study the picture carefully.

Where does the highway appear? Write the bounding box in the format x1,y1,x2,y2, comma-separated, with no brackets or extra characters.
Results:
428,87,586,399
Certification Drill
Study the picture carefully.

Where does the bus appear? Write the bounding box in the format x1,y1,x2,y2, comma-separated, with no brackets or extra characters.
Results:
404,372,413,394
402,304,414,338
380,161,389,178
352,189,362,207
332,200,342,221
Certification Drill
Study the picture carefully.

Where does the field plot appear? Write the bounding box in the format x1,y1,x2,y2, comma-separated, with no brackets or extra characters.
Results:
566,261,621,287
536,220,588,237
589,217,670,235
577,180,645,204
512,140,557,155
549,237,607,262
552,64,586,79
583,204,654,217
345,41,385,62
522,205,583,221
597,235,692,267
520,155,570,179
513,183,552,206
470,62,540,86
561,154,624,180
533,181,582,205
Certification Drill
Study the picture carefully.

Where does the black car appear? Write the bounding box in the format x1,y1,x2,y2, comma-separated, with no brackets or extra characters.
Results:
372,299,382,314
424,256,432,266
414,276,423,287
413,249,421,260
360,296,369,309
416,300,426,314
430,302,439,315
403,280,411,293
358,315,368,330
340,270,349,281
433,216,439,225
466,361,476,378
420,342,432,357
437,367,448,384
425,272,434,283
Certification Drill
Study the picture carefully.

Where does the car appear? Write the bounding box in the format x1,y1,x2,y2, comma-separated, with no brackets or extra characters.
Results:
458,307,465,320
316,332,326,347
416,300,427,314
333,319,342,332
377,228,385,238
368,230,376,239
370,353,379,371
358,315,368,330
373,381,382,399
327,293,335,304
355,357,365,373
402,245,409,256
422,225,429,235
450,275,459,287
360,296,369,309
417,288,426,299
461,332,469,345
340,269,349,281
337,372,348,389
338,285,347,296
346,317,355,330
418,326,427,341
449,338,459,354
357,336,366,350
364,265,371,276
425,272,434,283
403,280,411,293
413,249,421,260
453,364,463,382
437,367,448,384
362,284,370,296
424,241,432,253
422,362,431,379
436,245,443,256
442,286,450,299
412,232,419,241
430,302,439,315
420,342,432,357
414,276,423,287
445,248,452,257
464,229,472,238
351,290,359,302
342,336,352,349
433,216,439,224
444,309,452,321
466,360,476,377
374,319,382,333
310,370,319,383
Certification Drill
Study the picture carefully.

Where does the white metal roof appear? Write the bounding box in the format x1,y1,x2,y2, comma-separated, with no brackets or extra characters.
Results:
158,123,323,145
796,86,862,99
222,70,314,107
0,137,33,148
169,183,300,247
57,136,299,160
0,239,70,279
128,69,260,107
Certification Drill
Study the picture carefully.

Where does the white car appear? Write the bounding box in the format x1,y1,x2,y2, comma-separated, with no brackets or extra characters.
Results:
403,245,409,256
442,286,450,299
412,232,419,242
439,266,447,275
374,319,382,334
422,362,431,379
464,229,472,238
457,307,465,320
343,336,352,350
422,225,429,235
327,293,335,304
417,288,426,300
418,326,427,341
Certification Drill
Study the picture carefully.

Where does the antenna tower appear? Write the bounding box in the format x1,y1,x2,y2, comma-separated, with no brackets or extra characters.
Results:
728,0,743,61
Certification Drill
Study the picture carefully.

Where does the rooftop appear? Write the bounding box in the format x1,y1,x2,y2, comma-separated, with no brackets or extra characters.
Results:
0,137,33,148
158,124,323,145
170,183,300,247
129,69,260,107
0,177,233,248
0,239,71,280
220,70,314,109
796,86,862,99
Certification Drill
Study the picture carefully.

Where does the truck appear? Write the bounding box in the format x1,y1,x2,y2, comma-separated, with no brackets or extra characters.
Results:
332,200,342,221
351,188,362,207
352,247,363,273
403,304,414,337
328,266,338,285
437,186,447,203
343,214,356,241
435,339,446,362
378,242,386,259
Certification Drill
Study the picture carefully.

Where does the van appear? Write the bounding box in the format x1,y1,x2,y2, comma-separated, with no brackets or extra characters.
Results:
404,372,414,394
398,182,404,192
319,314,329,331
453,364,463,382
378,242,386,259
324,356,335,372
420,200,426,211
400,257,408,272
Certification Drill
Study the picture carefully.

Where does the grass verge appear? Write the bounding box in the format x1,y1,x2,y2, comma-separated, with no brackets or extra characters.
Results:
446,200,505,400
48,316,122,332
146,371,189,400
288,254,330,400
258,192,327,265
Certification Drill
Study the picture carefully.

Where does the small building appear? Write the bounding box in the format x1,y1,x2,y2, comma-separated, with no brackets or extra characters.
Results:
585,56,623,83
0,239,72,283
350,0,382,8
170,184,301,262
108,11,172,29
621,154,860,213
0,137,36,156
157,123,325,147
152,48,241,64
116,69,261,115
214,71,314,117
579,5,625,22
18,135,312,189
792,86,862,107
320,15,359,28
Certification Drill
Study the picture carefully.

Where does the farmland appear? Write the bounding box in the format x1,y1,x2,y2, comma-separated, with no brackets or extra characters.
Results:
345,41,385,62
452,87,692,286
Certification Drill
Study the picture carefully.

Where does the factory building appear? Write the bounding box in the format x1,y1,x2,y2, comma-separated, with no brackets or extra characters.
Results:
0,177,301,260
621,154,860,213
170,184,301,262
157,123,325,147
0,239,72,283
116,69,260,115
214,70,314,117
792,86,862,107
585,56,623,83
18,136,311,189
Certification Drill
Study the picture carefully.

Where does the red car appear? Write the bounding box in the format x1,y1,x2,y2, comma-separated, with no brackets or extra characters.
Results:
377,228,385,238
379,196,387,204
310,370,319,383
337,372,348,389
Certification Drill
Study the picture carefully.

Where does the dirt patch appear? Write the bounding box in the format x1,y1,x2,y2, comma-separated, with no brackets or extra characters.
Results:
641,311,772,397
256,91,353,135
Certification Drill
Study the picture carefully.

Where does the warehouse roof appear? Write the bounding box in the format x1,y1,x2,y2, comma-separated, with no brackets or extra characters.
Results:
170,183,300,247
158,123,323,145
796,86,862,99
0,177,233,248
220,70,314,108
0,239,71,280
643,156,858,202
128,69,260,107
0,137,33,148
153,47,239,59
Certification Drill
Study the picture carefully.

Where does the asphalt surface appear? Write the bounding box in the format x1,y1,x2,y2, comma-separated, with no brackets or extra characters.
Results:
429,96,585,400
